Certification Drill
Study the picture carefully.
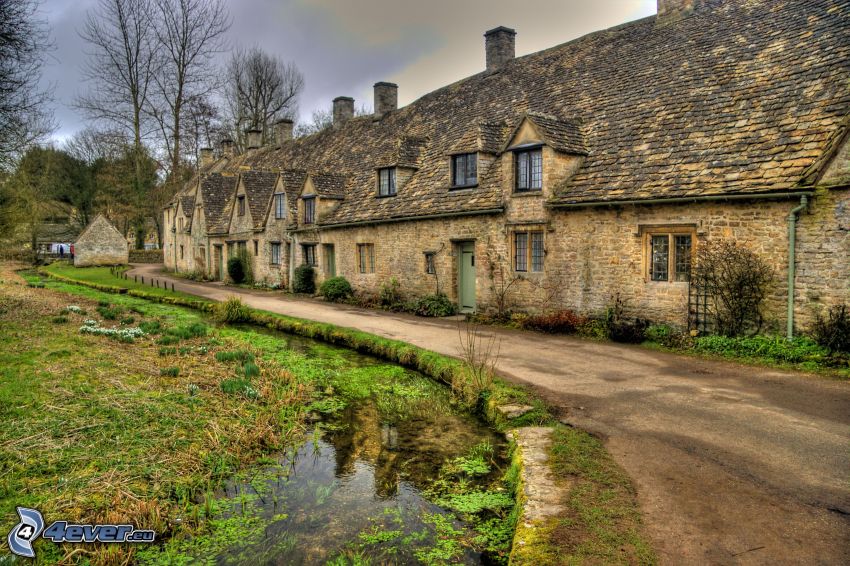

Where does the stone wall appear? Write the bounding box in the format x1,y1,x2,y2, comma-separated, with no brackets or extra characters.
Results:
129,249,163,263
74,215,129,267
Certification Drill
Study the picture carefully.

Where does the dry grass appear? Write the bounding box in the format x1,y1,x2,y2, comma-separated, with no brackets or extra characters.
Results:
0,274,312,564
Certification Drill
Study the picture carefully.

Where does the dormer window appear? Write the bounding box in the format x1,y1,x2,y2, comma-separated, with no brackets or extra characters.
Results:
378,168,396,196
303,196,315,224
451,153,477,188
274,193,285,219
515,148,543,192
237,195,246,215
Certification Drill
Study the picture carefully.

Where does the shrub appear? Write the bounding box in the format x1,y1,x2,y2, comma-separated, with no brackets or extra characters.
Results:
52,316,68,324
165,322,209,340
603,293,648,343
293,264,315,294
214,296,252,323
120,316,135,325
227,256,246,284
240,361,260,378
160,367,180,377
811,304,850,354
379,277,403,308
320,276,353,302
139,321,163,334
521,309,585,333
413,293,456,317
692,240,773,336
96,304,121,320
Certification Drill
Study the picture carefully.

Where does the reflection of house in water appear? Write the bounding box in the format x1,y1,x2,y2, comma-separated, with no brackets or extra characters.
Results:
327,399,503,499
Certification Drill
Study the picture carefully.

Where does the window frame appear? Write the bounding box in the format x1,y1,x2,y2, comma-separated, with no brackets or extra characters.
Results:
377,168,397,197
513,230,545,273
424,252,436,274
451,153,478,189
237,195,246,216
273,193,285,219
303,196,316,224
514,147,543,192
357,243,376,274
270,242,281,265
302,243,317,267
642,227,695,283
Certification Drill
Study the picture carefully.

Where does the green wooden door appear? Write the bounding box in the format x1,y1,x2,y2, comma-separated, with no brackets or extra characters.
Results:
215,245,223,281
323,244,336,277
458,241,476,313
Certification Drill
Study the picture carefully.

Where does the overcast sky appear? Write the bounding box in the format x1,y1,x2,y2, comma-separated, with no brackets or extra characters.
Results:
39,0,657,144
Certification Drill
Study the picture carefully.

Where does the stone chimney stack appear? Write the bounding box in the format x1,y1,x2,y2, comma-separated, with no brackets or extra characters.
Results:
484,26,516,72
373,82,398,119
275,118,294,145
333,96,354,128
220,138,235,158
199,147,214,168
657,0,703,24
245,129,262,150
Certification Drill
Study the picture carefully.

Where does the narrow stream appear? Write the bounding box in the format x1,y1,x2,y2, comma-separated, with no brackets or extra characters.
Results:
147,325,510,565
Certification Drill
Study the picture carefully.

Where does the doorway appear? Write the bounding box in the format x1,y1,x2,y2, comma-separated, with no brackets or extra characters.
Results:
214,245,223,281
323,244,336,277
457,241,476,313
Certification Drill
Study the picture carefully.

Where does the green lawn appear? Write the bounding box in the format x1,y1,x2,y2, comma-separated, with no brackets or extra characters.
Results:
42,262,211,303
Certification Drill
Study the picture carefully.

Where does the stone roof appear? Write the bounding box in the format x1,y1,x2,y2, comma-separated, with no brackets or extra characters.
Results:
311,173,347,199
200,174,238,234
203,0,850,223
179,195,195,217
240,170,279,229
518,112,587,155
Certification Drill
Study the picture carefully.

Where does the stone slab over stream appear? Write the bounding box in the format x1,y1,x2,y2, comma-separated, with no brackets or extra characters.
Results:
509,427,567,562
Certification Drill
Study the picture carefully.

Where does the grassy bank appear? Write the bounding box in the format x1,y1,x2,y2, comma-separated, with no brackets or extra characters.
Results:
31,263,656,564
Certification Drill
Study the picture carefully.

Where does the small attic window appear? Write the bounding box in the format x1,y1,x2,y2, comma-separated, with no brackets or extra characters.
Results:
451,153,477,188
237,195,246,216
515,148,542,192
303,196,316,224
274,193,285,219
377,168,396,197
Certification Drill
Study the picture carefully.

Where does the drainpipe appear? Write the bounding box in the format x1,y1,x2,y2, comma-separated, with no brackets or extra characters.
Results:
289,233,297,292
787,194,808,340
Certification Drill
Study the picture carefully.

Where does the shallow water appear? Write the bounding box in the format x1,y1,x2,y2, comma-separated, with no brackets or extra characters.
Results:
183,326,507,564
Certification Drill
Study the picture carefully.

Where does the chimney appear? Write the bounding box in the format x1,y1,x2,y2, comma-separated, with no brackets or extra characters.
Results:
373,82,398,119
275,118,294,145
484,26,516,72
332,96,354,128
199,147,214,168
657,0,702,24
245,129,262,150
220,138,235,158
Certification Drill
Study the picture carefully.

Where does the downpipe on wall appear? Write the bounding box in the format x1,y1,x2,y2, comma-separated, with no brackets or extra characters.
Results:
787,194,809,340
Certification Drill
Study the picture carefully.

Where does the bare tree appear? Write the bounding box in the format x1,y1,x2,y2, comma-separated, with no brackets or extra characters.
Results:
149,0,230,184
223,46,303,149
0,0,55,168
77,0,160,245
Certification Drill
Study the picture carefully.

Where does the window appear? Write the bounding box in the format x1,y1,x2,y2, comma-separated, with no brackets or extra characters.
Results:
515,148,543,191
302,244,317,266
357,243,375,273
179,245,184,259
237,195,246,216
514,231,544,272
179,217,183,231
303,197,315,224
647,231,693,282
451,153,477,187
253,240,258,256
270,242,281,265
378,168,396,196
274,193,285,219
424,252,435,274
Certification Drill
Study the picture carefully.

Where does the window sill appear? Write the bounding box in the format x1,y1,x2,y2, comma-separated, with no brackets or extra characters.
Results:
375,193,397,199
449,184,478,191
645,279,690,285
512,190,543,198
